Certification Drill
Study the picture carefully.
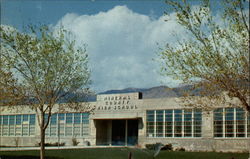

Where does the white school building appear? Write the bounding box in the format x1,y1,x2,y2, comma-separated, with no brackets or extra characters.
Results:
0,92,249,152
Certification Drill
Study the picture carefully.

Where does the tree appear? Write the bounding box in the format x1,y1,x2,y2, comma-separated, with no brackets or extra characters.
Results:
0,63,25,106
0,25,91,159
159,0,249,112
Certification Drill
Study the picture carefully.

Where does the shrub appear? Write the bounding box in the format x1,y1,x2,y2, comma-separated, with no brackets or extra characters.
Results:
83,140,90,146
175,147,185,151
38,142,65,147
14,138,20,147
72,138,80,146
161,144,173,151
145,143,156,150
145,143,164,150
146,143,173,151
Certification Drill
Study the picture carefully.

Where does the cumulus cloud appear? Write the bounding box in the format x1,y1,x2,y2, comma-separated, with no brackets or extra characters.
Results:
55,5,185,92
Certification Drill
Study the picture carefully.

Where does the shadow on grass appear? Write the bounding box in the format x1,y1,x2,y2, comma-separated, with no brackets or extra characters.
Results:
0,155,63,159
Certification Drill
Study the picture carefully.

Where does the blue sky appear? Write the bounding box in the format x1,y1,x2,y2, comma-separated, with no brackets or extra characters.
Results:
0,0,233,92
1,0,168,30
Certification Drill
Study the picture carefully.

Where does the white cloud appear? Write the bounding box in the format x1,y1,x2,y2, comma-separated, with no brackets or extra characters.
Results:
55,5,186,92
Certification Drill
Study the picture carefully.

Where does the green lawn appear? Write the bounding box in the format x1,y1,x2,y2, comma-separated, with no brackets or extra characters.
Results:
0,148,248,159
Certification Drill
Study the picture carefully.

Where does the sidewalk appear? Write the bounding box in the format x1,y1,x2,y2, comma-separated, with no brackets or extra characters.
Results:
0,145,130,151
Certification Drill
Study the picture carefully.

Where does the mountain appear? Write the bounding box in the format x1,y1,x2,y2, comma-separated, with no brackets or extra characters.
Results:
1,85,203,105
98,85,193,99
98,87,147,95
55,85,206,102
60,84,206,102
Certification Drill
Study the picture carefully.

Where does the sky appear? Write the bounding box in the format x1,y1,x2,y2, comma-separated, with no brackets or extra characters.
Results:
0,0,226,92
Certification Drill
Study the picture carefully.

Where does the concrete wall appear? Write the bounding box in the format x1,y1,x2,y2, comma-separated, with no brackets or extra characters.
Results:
0,93,249,152
138,137,250,152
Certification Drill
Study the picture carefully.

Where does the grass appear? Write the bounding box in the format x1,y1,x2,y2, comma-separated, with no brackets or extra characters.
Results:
0,148,248,159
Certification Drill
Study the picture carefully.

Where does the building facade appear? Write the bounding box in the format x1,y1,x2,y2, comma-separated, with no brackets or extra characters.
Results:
0,92,249,152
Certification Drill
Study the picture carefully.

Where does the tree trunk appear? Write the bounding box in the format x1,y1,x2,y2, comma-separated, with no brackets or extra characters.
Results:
235,91,250,113
40,128,45,159
40,111,45,159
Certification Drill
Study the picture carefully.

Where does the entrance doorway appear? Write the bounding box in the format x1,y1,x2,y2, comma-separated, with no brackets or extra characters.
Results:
96,119,138,146
112,120,125,145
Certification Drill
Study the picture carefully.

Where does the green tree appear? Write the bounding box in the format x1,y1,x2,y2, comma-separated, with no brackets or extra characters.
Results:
159,0,249,112
0,25,91,159
0,63,25,106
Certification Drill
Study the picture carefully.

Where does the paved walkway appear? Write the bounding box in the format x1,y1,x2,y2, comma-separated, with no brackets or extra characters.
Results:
0,146,131,151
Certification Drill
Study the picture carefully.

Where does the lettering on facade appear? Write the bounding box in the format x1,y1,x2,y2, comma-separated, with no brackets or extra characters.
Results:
96,94,138,111
96,105,138,111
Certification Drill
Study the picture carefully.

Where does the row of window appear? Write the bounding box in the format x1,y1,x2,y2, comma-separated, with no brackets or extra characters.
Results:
0,113,90,137
1,108,249,138
0,114,36,136
146,108,250,138
214,108,250,138
146,109,202,138
45,113,89,137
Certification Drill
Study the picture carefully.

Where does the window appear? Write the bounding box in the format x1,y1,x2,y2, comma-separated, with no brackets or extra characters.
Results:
247,112,250,137
29,114,36,125
3,116,8,136
29,114,36,135
50,114,57,136
0,114,36,136
16,115,21,125
29,114,35,136
156,110,164,137
225,108,234,137
146,110,154,137
65,113,73,136
45,114,50,136
58,113,65,121
51,114,57,125
58,113,65,136
15,115,22,136
9,115,15,125
165,110,173,137
66,113,73,124
82,113,89,124
0,116,2,136
146,109,202,138
214,108,249,138
0,113,90,137
44,112,90,137
23,115,28,121
9,115,15,136
174,110,182,137
193,109,202,137
184,109,192,137
236,108,245,137
73,113,81,137
214,108,223,137
74,113,81,124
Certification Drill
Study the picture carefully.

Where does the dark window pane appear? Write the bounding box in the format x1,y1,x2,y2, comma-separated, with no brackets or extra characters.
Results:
9,115,15,125
66,113,73,124
16,115,21,125
3,116,8,125
51,114,57,125
29,114,36,125
58,113,65,120
74,113,81,124
23,115,28,121
82,113,89,124
214,108,223,137
174,109,182,137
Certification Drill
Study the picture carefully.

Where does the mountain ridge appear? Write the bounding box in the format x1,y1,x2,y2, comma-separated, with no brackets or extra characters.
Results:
97,85,201,100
